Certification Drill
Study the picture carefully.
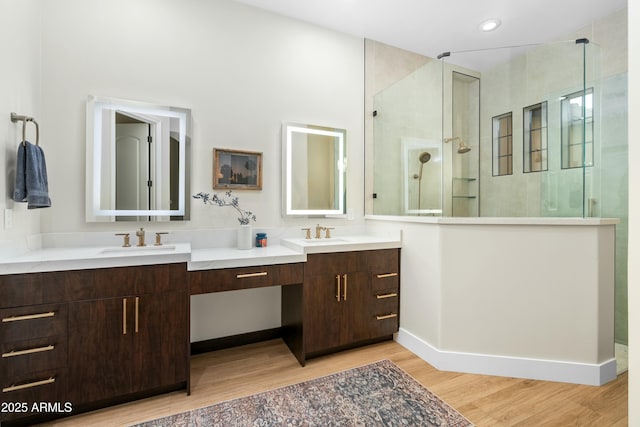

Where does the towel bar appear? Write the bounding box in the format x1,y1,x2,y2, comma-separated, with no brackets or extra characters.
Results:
10,112,39,146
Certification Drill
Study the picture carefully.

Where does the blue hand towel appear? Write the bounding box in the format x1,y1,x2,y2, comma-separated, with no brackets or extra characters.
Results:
13,141,52,209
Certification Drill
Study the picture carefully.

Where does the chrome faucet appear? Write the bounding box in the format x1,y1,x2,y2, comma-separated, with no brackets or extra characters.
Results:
136,228,146,247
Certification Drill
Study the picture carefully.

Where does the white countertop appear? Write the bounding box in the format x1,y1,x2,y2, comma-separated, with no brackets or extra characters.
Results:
281,235,402,254
188,245,306,271
365,215,620,226
2,216,615,275
0,234,403,275
0,243,192,275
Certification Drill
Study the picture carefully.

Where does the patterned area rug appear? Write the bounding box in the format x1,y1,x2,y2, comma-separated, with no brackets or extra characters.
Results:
134,359,473,426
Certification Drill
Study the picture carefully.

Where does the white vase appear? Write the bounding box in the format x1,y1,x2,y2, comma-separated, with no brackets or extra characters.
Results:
237,224,253,250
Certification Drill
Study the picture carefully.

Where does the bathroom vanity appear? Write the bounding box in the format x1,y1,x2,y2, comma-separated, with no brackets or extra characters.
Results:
0,263,189,425
282,249,400,363
0,233,401,425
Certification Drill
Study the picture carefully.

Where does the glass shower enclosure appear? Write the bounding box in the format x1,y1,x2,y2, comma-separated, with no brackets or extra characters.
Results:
370,39,621,220
366,36,628,345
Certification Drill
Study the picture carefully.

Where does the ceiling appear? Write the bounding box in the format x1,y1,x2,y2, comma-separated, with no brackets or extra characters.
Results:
233,0,626,64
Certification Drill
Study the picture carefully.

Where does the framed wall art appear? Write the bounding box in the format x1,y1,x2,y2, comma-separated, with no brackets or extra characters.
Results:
213,148,263,190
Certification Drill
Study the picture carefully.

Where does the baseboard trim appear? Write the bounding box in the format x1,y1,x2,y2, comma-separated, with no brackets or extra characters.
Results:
191,328,283,355
395,328,617,386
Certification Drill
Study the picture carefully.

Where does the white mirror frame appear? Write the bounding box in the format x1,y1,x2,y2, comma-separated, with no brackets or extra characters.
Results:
283,123,346,216
86,95,190,221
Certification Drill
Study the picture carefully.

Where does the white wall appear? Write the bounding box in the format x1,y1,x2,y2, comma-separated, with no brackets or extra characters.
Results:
0,0,43,253
439,224,614,364
35,0,364,234
627,0,638,423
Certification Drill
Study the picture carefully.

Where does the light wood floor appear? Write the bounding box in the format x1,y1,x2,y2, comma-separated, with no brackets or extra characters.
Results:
42,339,628,426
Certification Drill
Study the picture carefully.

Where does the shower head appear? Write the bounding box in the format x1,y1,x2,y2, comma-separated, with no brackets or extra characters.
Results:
457,143,471,154
417,151,431,181
444,137,471,154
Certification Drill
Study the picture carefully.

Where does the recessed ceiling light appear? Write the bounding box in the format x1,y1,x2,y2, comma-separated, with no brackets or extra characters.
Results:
480,18,501,32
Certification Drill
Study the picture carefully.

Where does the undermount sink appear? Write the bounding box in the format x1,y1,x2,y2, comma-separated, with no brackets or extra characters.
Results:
101,245,177,254
301,238,348,244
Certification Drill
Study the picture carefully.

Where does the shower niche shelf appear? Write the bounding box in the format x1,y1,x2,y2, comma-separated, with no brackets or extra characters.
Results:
452,176,477,199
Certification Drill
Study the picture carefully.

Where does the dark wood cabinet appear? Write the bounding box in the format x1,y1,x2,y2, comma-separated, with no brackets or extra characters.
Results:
284,248,400,363
68,264,188,406
304,270,369,353
133,289,188,391
366,249,401,339
190,263,303,294
68,296,134,403
0,263,188,425
1,274,69,424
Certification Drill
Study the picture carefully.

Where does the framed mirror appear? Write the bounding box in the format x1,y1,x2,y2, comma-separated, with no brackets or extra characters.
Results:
86,96,191,222
283,123,346,216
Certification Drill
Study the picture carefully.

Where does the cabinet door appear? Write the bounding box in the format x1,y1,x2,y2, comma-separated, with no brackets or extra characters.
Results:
341,271,371,343
132,291,187,391
68,297,134,404
304,275,344,354
304,271,372,353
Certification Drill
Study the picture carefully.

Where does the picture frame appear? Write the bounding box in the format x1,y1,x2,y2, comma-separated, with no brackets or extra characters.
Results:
213,148,263,190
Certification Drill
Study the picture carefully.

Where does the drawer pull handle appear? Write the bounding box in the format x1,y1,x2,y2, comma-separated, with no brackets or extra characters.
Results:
236,272,268,279
335,275,341,301
3,377,55,393
376,293,398,299
2,312,55,322
376,313,398,321
123,298,127,335
135,297,140,333
2,345,55,358
376,272,398,279
343,274,348,301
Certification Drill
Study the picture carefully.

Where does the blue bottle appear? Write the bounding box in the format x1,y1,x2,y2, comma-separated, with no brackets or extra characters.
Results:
256,233,267,247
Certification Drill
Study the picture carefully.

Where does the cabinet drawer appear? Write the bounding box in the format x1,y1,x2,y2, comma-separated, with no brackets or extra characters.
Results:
372,287,399,318
370,311,399,337
0,273,67,308
278,263,304,285
371,272,399,293
365,249,399,276
0,368,68,422
133,263,188,294
371,289,400,310
68,264,187,300
370,284,399,339
1,336,67,378
305,252,367,276
190,265,279,294
0,304,67,342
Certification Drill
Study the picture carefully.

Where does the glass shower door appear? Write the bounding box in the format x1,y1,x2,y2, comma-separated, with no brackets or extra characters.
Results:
372,59,444,216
